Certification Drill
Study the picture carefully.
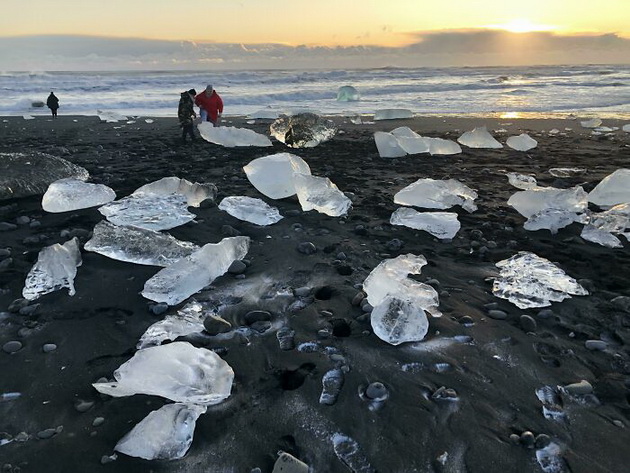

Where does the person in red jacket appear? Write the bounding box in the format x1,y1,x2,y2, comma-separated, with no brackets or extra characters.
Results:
195,85,223,126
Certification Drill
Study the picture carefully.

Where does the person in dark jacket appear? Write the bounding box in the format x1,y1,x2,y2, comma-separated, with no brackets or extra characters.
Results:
195,85,223,126
178,88,197,142
46,92,59,118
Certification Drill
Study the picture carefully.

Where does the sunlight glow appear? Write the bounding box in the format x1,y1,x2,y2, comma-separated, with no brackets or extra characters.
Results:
486,19,557,33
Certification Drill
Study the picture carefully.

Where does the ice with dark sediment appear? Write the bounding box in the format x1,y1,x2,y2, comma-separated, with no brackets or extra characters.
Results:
243,153,311,199
218,196,283,226
198,123,272,147
85,221,199,267
373,109,413,121
548,168,587,178
523,209,586,234
506,133,538,151
0,152,89,200
114,403,207,460
99,194,196,231
374,131,407,158
390,208,461,239
492,251,588,309
92,341,234,405
371,295,430,345
137,301,207,349
332,433,375,473
337,85,360,102
580,203,630,248
133,177,217,208
42,178,116,213
394,178,478,213
269,113,337,148
457,127,503,149
22,237,82,301
580,118,602,128
97,110,128,123
142,236,250,306
588,169,630,208
506,172,540,190
293,173,352,217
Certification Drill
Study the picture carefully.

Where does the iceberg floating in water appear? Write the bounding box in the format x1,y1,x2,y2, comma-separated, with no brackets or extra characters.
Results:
373,109,413,121
394,178,478,213
142,236,250,306
293,173,352,217
92,341,234,405
115,403,207,461
506,133,538,151
580,118,602,128
133,177,217,208
218,196,283,226
85,221,199,266
457,127,503,149
42,178,116,213
243,153,311,199
137,301,207,349
97,110,128,123
492,251,588,309
1,152,89,201
198,123,272,147
269,113,337,148
588,169,630,208
506,173,540,190
99,194,196,231
337,85,360,102
23,237,82,301
390,208,460,239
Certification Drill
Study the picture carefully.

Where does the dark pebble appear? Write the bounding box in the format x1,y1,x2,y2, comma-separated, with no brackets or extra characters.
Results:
611,296,630,313
458,315,474,325
221,225,241,236
36,428,60,440
284,209,301,217
8,299,29,313
385,239,404,251
487,310,508,320
537,309,554,319
520,315,537,332
352,292,365,306
150,303,169,315
2,341,22,354
484,302,499,310
74,399,95,413
336,252,347,260
203,315,232,335
535,434,551,449
0,249,10,258
294,287,311,297
520,431,535,448
365,382,388,401
15,216,30,225
250,320,272,333
18,304,40,316
0,222,18,232
509,434,521,445
227,260,247,275
42,343,57,353
585,340,607,351
336,265,353,276
297,242,317,255
0,258,12,270
563,380,593,395
361,300,373,313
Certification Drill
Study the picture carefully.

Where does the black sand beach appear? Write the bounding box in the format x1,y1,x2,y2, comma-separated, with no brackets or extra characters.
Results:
1,115,630,472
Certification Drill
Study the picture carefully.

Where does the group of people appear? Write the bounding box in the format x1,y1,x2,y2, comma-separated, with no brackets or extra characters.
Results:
178,84,224,142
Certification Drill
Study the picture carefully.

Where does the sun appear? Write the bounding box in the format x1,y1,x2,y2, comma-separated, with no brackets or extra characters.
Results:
486,19,557,33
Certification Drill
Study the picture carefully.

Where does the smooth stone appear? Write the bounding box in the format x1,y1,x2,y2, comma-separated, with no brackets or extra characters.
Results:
484,302,499,310
535,434,551,449
564,380,593,395
2,341,22,354
92,417,105,427
537,309,554,319
488,310,508,320
509,434,521,445
0,258,12,270
360,300,373,313
459,315,474,325
0,249,10,257
520,431,535,448
36,428,60,440
611,296,630,313
365,382,388,401
585,340,607,351
8,299,29,313
42,343,57,353
19,304,40,316
74,399,95,413
520,315,537,332
228,260,247,275
203,314,232,335
0,222,18,232
284,210,301,217
351,292,365,306
297,242,317,255
15,216,30,225
385,239,404,251
336,252,347,260
250,320,272,333
150,302,169,315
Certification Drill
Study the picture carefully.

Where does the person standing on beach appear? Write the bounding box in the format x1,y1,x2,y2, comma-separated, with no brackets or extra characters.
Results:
178,88,197,142
195,85,223,126
46,92,59,118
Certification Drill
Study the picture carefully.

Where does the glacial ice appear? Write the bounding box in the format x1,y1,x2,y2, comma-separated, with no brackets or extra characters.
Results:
85,221,199,267
243,153,311,199
424,137,462,156
92,341,234,405
506,133,538,151
97,110,128,123
115,403,207,460
218,196,283,226
581,224,623,248
98,194,196,231
133,177,217,208
137,301,207,349
371,295,430,345
42,178,116,213
373,109,413,121
269,113,337,148
337,85,360,102
623,124,630,132
22,237,82,301
548,168,587,178
580,118,602,128
293,173,352,217
588,169,630,208
391,127,431,155
508,186,588,218
374,129,460,158
492,252,588,309
0,152,89,200
523,209,585,234
457,127,503,149
390,208,461,239
198,123,272,147
580,203,630,248
141,236,250,305
394,178,478,213
506,173,540,190
374,131,407,158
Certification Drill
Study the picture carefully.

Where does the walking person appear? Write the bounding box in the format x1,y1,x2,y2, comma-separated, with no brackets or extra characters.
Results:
178,88,197,142
46,91,59,118
195,85,223,126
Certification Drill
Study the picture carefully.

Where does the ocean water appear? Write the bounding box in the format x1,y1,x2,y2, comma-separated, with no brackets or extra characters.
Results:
1,65,629,118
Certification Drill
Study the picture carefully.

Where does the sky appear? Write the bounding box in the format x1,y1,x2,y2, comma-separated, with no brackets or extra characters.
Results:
1,0,629,70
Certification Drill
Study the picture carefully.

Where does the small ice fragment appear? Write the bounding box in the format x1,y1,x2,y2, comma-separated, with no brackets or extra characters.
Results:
320,369,344,405
548,129,560,134
457,127,503,149
370,295,430,345
623,124,630,132
97,110,127,123
523,209,584,234
218,196,283,226
115,403,207,460
198,123,272,147
99,194,196,231
269,113,337,148
548,168,586,178
506,173,539,190
293,173,352,217
137,301,207,349
332,433,375,473
373,109,413,121
588,169,630,208
374,131,407,158
42,178,116,213
580,225,622,248
390,208,460,239
337,85,360,102
92,341,234,405
394,178,477,213
580,118,602,128
23,237,82,300
133,177,217,207
1,392,21,402
506,133,537,151
536,442,569,473
145,119,154,124
23,115,35,120
243,153,311,199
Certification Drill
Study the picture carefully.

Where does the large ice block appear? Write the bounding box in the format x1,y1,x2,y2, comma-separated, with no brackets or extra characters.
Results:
492,252,588,309
391,127,430,155
390,208,460,239
508,186,588,218
99,194,196,231
371,295,430,345
588,169,630,208
374,132,407,158
22,237,82,301
269,113,337,148
85,221,199,266
198,123,272,147
424,137,462,156
506,133,537,151
218,196,283,226
580,203,630,248
115,403,207,460
141,236,250,305
1,152,89,200
42,178,116,213
337,85,360,102
92,341,234,405
394,178,478,213
457,127,503,149
293,173,352,217
133,177,217,208
97,110,128,123
243,153,311,199
373,109,413,121
523,209,585,234
137,301,207,349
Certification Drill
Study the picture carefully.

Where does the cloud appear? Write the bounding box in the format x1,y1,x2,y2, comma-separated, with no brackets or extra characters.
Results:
1,31,629,70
